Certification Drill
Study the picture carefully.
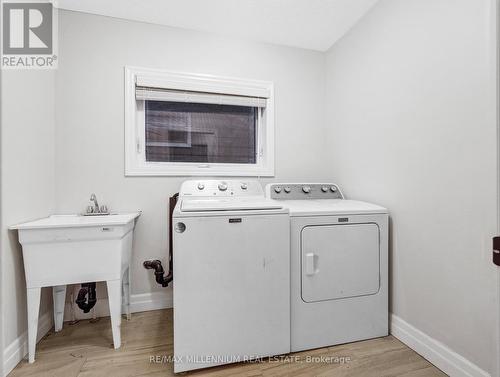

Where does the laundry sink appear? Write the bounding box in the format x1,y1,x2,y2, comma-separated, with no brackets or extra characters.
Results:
11,212,141,284
10,212,141,363
12,213,140,230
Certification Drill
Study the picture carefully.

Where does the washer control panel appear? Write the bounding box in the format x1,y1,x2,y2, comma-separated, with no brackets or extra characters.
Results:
267,183,344,200
180,180,263,197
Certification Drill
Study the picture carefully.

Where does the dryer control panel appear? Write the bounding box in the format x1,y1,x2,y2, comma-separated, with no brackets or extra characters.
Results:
267,183,344,200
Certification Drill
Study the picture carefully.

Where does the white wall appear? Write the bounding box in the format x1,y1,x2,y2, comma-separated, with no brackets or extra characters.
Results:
325,0,498,374
1,70,56,365
55,11,329,307
3,3,498,375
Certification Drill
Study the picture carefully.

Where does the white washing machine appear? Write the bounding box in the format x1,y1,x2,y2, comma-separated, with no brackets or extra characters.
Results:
266,183,388,352
173,180,290,373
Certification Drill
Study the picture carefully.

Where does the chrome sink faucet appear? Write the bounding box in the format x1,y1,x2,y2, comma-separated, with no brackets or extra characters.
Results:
85,194,109,215
90,193,99,213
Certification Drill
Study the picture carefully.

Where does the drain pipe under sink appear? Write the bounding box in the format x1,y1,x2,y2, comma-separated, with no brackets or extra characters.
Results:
76,282,97,313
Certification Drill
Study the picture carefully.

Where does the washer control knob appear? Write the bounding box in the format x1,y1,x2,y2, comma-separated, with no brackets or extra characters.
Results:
321,186,329,193
330,186,337,192
241,183,248,190
218,183,228,191
302,186,311,194
274,187,282,194
284,187,291,193
197,183,205,190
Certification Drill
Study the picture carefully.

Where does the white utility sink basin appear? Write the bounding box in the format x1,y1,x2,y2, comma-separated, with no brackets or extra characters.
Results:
10,212,141,363
13,213,141,229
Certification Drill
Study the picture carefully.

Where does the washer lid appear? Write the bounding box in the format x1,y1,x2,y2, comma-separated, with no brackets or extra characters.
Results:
180,198,283,212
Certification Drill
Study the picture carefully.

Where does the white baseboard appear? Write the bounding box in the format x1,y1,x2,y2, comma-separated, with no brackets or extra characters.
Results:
3,311,53,377
390,314,490,377
62,290,173,321
129,290,173,313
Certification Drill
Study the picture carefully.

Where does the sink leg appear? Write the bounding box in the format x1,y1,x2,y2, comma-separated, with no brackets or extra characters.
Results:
123,269,131,321
107,279,122,349
53,285,66,332
27,287,41,363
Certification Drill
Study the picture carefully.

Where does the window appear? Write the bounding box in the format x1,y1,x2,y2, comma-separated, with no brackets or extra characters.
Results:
144,102,256,164
125,67,274,176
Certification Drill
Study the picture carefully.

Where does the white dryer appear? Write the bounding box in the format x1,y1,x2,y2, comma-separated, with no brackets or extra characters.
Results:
173,180,290,373
266,183,388,352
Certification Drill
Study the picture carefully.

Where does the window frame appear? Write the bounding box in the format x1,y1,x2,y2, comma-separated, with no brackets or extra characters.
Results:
124,66,275,177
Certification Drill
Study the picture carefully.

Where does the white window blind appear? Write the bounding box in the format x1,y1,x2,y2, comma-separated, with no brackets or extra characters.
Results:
135,74,271,98
135,86,267,108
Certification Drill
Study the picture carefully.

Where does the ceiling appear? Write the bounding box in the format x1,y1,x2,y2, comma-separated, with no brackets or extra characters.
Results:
56,0,379,51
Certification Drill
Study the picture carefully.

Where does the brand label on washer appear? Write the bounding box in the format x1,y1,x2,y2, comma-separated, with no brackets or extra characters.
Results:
229,218,242,223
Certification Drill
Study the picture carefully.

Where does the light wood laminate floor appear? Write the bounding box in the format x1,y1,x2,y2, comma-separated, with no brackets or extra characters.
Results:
9,309,447,377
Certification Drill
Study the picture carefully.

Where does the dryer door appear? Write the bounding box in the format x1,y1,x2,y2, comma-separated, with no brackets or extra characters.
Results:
301,223,379,302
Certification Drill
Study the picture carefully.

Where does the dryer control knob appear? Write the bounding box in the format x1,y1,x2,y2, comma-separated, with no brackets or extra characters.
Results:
197,183,205,190
330,186,337,192
218,183,228,191
302,186,311,194
274,187,282,193
321,186,328,193
241,183,248,190
284,187,291,193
